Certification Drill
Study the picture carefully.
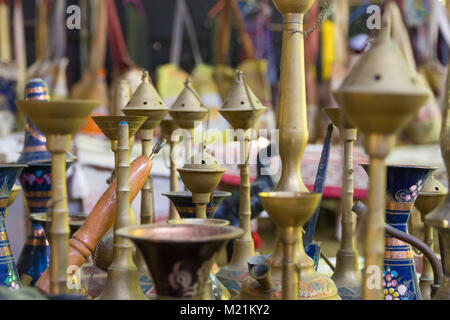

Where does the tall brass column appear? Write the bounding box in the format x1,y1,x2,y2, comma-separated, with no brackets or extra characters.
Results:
47,135,70,294
325,108,361,299
97,122,147,300
238,0,339,300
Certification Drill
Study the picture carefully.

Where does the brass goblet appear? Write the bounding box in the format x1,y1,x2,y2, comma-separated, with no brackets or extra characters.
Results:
16,100,97,294
259,191,321,300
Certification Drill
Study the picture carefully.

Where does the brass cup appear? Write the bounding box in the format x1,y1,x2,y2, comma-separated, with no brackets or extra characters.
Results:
259,191,321,300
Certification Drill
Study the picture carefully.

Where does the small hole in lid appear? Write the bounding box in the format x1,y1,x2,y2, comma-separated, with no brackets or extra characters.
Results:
159,101,162,105
201,160,206,165
181,103,185,107
143,101,147,105
435,187,439,191
241,101,245,105
374,74,382,81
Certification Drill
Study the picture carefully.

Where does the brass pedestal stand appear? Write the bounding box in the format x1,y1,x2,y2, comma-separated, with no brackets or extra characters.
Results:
122,71,169,224
217,70,266,286
16,100,97,295
324,108,361,299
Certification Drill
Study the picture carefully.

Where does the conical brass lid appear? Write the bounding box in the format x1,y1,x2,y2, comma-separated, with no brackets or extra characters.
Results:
219,70,266,129
333,18,431,136
122,71,169,130
92,115,147,141
169,78,208,129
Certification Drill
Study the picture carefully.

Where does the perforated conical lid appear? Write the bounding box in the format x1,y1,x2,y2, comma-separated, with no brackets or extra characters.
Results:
171,78,207,112
123,71,168,111
219,70,266,129
221,70,266,111
334,17,431,135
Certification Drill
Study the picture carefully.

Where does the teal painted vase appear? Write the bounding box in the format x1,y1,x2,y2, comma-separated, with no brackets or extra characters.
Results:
0,164,27,289
362,164,436,300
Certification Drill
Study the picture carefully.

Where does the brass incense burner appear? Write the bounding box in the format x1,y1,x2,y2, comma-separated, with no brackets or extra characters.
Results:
415,174,447,299
97,121,147,300
333,17,431,299
168,218,231,300
426,72,450,300
16,100,97,295
177,147,226,219
160,114,181,220
259,192,321,299
169,78,208,162
117,223,243,299
237,0,338,300
216,70,266,289
122,71,169,224
324,108,361,299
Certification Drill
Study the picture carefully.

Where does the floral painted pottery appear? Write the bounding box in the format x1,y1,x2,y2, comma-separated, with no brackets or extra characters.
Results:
362,164,436,300
0,164,27,289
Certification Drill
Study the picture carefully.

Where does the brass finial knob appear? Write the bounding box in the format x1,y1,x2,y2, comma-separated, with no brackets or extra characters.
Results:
142,71,150,82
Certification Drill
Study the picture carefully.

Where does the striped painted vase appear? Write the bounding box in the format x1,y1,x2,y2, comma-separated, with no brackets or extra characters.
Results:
0,164,27,289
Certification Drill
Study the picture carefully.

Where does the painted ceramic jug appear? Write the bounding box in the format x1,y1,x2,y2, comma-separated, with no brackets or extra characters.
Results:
0,164,27,289
362,164,435,300
16,164,52,286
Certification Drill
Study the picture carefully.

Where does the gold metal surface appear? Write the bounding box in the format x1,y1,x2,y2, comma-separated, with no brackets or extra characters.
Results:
97,122,147,300
333,16,431,300
324,108,361,296
16,99,97,295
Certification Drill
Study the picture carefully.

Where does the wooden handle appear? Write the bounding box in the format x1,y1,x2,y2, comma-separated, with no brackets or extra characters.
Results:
35,155,152,293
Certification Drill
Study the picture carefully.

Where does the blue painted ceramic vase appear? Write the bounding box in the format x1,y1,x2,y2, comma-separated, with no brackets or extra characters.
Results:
0,164,27,289
362,164,436,300
16,164,52,286
17,79,52,164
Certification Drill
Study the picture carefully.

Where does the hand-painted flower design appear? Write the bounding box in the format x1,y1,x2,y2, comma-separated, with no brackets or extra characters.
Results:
382,268,408,300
